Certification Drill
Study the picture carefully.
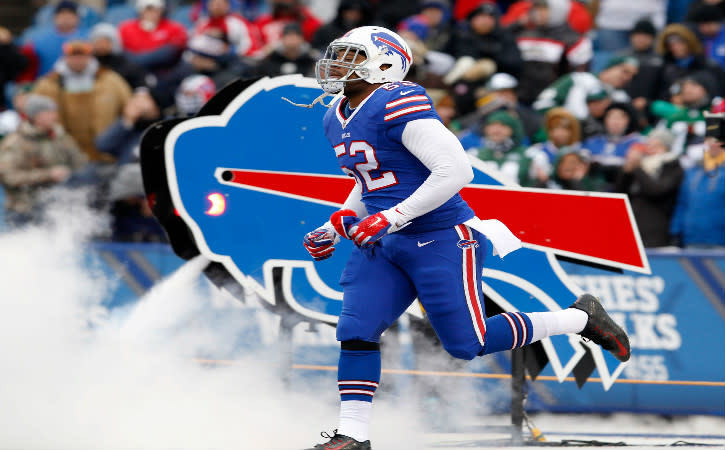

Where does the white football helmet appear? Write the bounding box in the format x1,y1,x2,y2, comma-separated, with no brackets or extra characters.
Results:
316,26,413,93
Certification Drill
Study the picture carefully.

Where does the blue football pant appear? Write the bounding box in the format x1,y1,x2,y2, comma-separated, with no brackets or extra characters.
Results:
336,224,532,360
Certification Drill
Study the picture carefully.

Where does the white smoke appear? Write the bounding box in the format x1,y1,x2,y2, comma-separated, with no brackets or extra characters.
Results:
0,194,431,450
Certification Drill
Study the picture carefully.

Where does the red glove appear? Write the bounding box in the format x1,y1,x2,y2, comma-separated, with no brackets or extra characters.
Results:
349,212,393,247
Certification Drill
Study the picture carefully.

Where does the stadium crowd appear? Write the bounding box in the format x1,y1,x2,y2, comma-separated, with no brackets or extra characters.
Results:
0,0,723,247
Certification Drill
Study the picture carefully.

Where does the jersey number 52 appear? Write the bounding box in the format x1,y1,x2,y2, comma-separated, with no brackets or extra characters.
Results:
334,141,398,192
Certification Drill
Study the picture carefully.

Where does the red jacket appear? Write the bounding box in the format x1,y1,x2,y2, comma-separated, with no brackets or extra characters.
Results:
194,14,262,56
254,7,321,44
501,1,593,34
119,18,188,53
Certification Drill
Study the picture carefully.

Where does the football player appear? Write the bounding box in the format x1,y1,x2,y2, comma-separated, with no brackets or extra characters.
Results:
302,26,630,450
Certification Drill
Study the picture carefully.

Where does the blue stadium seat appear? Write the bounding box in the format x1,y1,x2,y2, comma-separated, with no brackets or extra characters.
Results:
169,4,193,29
104,4,137,25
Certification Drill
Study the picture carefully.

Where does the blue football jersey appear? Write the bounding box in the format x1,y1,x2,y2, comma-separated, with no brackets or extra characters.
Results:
323,81,474,234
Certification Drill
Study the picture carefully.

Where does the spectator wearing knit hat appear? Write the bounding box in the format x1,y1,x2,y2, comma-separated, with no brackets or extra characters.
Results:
549,147,607,191
580,86,612,139
444,2,522,97
398,0,455,53
255,23,317,77
614,128,684,247
533,55,637,120
0,94,87,226
254,0,322,53
656,24,724,101
590,0,668,73
153,28,246,109
509,0,593,105
118,0,188,73
21,1,89,77
616,19,663,122
651,71,720,166
311,0,373,52
192,0,262,57
687,3,725,70
526,107,581,186
500,0,593,33
472,110,532,186
583,102,643,175
33,40,132,162
91,23,148,89
458,73,542,143
581,100,639,180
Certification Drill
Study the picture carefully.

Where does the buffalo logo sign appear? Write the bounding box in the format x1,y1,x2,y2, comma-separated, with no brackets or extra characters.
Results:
140,75,650,390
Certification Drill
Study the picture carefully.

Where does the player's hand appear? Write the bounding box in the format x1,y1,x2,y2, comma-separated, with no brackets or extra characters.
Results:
330,209,360,240
348,212,391,247
303,224,340,261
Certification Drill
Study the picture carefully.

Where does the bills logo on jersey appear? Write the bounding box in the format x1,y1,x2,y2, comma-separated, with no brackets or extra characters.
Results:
371,32,411,71
457,239,479,250
141,74,649,391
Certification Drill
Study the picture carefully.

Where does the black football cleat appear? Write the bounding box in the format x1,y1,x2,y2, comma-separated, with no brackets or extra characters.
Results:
569,294,631,362
304,430,371,450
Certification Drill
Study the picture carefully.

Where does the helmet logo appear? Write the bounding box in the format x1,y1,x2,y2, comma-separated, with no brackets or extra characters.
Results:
371,32,410,72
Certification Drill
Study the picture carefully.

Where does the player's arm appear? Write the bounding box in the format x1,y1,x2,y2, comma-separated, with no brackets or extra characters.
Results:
392,118,474,222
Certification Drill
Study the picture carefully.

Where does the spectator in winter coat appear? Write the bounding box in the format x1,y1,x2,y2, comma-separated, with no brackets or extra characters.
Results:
583,102,643,175
397,0,455,53
472,110,532,186
255,23,317,77
446,2,522,80
90,23,148,89
500,0,593,33
458,73,542,141
95,88,161,165
153,30,245,109
118,0,188,73
687,3,725,70
614,128,684,247
33,40,132,162
533,55,638,120
580,87,612,139
192,0,262,57
310,0,372,52
685,0,725,25
22,1,89,77
527,107,581,186
590,0,668,73
509,0,592,105
616,19,663,125
655,24,724,100
549,147,607,191
669,115,725,248
0,94,87,226
650,72,719,166
254,0,322,51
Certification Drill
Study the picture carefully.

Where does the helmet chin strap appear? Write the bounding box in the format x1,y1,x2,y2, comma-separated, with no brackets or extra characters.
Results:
282,91,344,109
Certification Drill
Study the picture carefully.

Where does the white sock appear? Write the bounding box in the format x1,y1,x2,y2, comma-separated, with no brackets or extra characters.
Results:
338,400,372,442
527,309,588,343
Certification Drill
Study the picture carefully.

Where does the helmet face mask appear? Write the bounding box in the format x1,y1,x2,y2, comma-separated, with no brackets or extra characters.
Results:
316,26,412,94
316,42,369,93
